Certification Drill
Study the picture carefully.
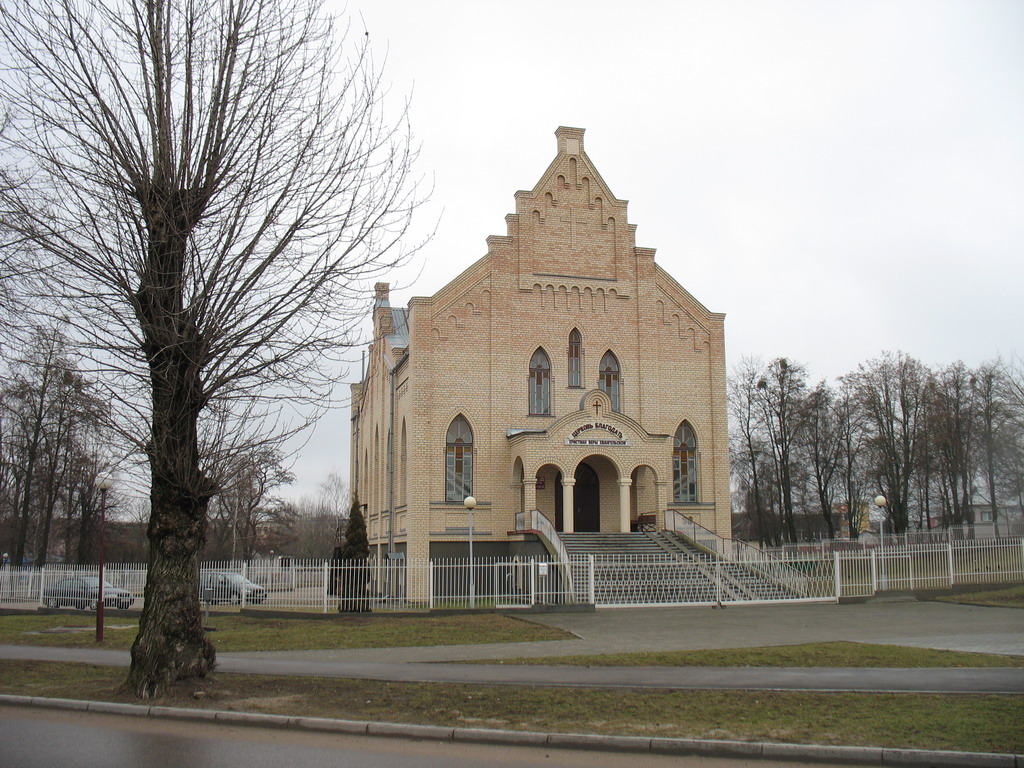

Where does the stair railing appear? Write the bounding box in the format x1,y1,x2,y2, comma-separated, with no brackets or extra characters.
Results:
666,510,814,597
515,509,576,602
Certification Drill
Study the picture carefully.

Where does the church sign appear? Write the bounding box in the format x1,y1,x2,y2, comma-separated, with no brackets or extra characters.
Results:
566,422,629,446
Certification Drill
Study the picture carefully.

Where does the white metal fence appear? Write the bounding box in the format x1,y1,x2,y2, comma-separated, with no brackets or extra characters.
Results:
1,539,1021,612
761,521,1024,556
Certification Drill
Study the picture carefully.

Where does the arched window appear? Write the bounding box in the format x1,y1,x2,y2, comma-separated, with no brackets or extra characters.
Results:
673,422,698,503
446,415,473,501
598,351,620,411
529,348,551,415
568,329,582,388
399,420,407,507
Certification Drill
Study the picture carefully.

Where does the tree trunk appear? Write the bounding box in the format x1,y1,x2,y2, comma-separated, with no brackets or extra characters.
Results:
125,378,216,694
126,230,216,696
126,477,215,696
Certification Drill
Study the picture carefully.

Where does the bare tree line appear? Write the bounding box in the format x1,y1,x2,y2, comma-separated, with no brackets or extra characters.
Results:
0,327,110,566
731,352,1024,544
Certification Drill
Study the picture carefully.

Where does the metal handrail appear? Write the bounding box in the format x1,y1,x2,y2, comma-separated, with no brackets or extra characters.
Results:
515,509,575,601
666,510,813,596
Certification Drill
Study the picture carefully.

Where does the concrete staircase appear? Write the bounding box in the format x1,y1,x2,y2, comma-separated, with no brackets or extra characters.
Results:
558,531,804,604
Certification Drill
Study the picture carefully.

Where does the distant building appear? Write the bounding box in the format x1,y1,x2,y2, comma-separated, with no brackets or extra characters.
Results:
350,127,730,561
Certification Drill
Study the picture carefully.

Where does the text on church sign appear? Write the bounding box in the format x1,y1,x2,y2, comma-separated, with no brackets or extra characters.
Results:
566,422,628,446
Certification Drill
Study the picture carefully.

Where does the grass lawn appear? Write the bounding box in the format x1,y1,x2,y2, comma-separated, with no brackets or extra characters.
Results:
490,640,1024,668
932,584,1024,609
0,660,1020,755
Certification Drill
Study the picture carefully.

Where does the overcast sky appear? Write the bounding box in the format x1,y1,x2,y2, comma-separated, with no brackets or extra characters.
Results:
283,0,1024,502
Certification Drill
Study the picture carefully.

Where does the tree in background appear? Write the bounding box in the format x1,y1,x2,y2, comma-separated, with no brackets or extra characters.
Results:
205,447,294,561
728,351,1024,543
0,327,108,565
755,358,808,542
927,362,978,528
1,0,420,696
729,358,778,544
336,496,369,612
804,381,842,540
853,353,930,534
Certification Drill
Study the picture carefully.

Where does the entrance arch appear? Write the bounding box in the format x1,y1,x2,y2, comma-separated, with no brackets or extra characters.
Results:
555,455,623,532
555,464,600,532
573,463,600,532
630,464,659,530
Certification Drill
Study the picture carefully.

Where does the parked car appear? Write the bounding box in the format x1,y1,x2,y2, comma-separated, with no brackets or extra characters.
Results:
42,576,134,610
199,571,267,605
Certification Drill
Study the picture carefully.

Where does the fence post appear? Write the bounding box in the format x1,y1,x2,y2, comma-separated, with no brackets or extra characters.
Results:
908,550,914,590
38,565,47,604
715,558,722,605
428,560,434,610
833,552,841,600
870,550,878,595
322,560,329,613
530,558,537,607
588,555,595,605
947,543,955,588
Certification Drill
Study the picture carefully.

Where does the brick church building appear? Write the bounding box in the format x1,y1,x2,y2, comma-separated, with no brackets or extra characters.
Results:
350,127,730,562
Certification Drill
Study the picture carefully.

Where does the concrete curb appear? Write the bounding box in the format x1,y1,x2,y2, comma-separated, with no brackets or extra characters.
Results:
1,694,1020,767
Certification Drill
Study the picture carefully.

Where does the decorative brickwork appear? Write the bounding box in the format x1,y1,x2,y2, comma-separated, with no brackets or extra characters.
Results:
350,127,730,561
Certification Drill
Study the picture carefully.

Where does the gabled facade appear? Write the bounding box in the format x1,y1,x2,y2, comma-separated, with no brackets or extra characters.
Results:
350,127,730,561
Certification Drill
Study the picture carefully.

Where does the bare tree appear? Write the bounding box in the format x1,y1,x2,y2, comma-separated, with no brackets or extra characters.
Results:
1,327,107,565
729,358,778,544
927,362,977,528
755,358,808,543
854,353,929,534
206,446,294,561
971,363,1007,535
804,381,842,539
1,0,420,696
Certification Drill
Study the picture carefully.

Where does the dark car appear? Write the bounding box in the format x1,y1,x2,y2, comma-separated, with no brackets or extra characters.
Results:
43,576,134,610
199,571,267,605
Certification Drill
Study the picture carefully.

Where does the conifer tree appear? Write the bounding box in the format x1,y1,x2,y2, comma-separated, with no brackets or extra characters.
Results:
337,497,369,611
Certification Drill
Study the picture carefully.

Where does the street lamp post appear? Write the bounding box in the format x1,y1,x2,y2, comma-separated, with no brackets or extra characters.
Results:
464,496,476,609
874,495,887,547
95,476,113,642
874,495,888,593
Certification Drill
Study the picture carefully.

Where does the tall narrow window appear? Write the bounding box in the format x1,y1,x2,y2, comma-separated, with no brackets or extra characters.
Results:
529,348,551,415
598,351,620,411
568,329,582,388
673,422,698,503
446,415,473,501
399,420,407,507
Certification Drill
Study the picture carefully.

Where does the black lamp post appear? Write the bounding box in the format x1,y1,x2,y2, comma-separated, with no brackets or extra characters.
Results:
95,476,112,642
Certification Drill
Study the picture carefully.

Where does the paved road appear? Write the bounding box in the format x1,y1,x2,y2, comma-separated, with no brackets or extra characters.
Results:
0,706,878,768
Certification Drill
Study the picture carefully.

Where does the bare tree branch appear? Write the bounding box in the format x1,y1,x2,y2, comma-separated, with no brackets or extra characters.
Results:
1,0,422,696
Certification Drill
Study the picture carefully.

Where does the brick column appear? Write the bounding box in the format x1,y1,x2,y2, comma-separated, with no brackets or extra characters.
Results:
561,478,576,533
655,480,669,529
522,479,537,516
619,479,632,533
